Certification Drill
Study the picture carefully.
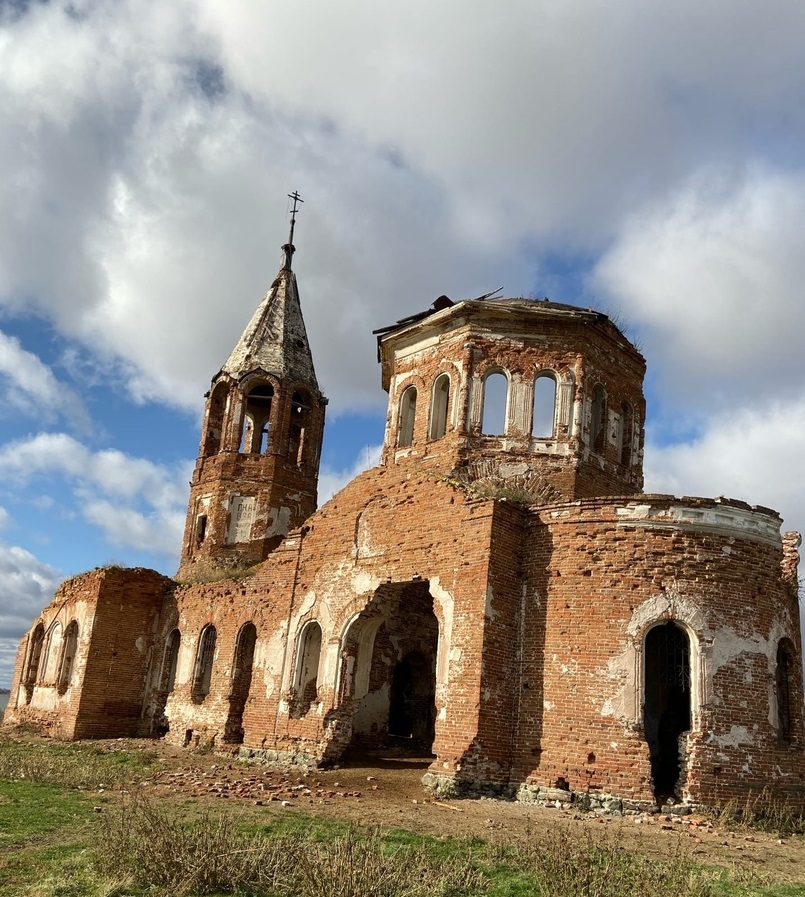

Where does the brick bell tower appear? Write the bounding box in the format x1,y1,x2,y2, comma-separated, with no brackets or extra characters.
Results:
177,197,326,580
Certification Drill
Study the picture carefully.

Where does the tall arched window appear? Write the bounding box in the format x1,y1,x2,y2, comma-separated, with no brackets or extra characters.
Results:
226,622,257,743
777,639,795,744
429,374,450,440
23,623,45,702
57,621,79,695
289,390,311,465
240,383,274,454
482,372,508,436
161,629,181,694
590,384,606,453
618,401,634,466
41,621,63,685
532,373,557,438
398,387,417,448
293,621,322,716
192,625,217,703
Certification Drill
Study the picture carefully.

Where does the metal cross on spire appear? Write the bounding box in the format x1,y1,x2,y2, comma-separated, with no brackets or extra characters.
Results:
287,190,304,247
282,191,304,270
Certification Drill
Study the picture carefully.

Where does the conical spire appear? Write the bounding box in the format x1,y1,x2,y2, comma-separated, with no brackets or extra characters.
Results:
222,191,317,388
220,264,319,389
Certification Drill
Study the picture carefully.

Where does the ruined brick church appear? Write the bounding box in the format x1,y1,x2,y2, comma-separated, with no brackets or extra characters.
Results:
6,225,805,807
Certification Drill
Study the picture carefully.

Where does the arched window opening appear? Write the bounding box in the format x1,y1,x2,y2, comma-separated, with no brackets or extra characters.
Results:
202,383,227,457
293,622,322,717
23,623,45,702
482,372,508,436
289,390,311,466
429,374,450,440
240,384,274,454
192,625,217,703
777,639,795,744
644,622,691,801
162,629,181,694
590,384,606,453
398,387,417,448
225,622,257,743
151,629,181,738
41,621,63,685
56,621,79,695
619,401,634,466
532,373,557,438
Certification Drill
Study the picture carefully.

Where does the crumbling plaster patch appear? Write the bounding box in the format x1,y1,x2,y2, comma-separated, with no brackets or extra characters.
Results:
601,587,795,738
615,502,781,547
428,576,455,696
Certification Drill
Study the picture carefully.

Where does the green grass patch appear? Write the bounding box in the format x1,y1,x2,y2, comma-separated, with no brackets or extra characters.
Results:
0,780,95,844
0,780,101,897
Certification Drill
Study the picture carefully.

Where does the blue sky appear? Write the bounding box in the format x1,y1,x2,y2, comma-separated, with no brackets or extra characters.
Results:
3,0,805,684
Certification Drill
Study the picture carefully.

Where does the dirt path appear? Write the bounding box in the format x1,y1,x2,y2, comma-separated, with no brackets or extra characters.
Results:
112,740,805,886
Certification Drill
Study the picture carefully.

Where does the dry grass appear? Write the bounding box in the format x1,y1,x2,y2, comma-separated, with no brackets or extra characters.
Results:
513,827,717,897
713,787,805,837
95,796,486,896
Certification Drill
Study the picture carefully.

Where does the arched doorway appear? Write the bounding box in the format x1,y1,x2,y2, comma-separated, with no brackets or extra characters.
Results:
644,621,691,800
337,581,439,758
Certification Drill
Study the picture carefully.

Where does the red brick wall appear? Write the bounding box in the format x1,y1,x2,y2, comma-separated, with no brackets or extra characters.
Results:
516,497,804,805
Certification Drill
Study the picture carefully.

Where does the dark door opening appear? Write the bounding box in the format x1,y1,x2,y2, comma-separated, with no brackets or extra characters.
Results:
388,650,436,748
644,622,691,801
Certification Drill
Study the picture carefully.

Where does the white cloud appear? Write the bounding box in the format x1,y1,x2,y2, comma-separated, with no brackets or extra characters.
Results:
4,0,805,421
0,542,63,687
0,433,191,555
82,501,186,554
0,508,11,531
0,330,88,429
644,398,805,538
318,443,383,504
594,168,805,416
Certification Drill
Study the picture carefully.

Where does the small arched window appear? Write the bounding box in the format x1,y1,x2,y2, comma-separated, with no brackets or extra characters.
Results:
619,401,634,466
57,621,79,695
192,625,217,703
202,382,228,457
289,390,312,466
776,639,795,744
240,384,274,454
161,629,181,694
429,374,450,440
398,387,417,448
482,371,508,436
590,384,606,453
532,373,557,438
294,621,322,715
23,623,45,702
